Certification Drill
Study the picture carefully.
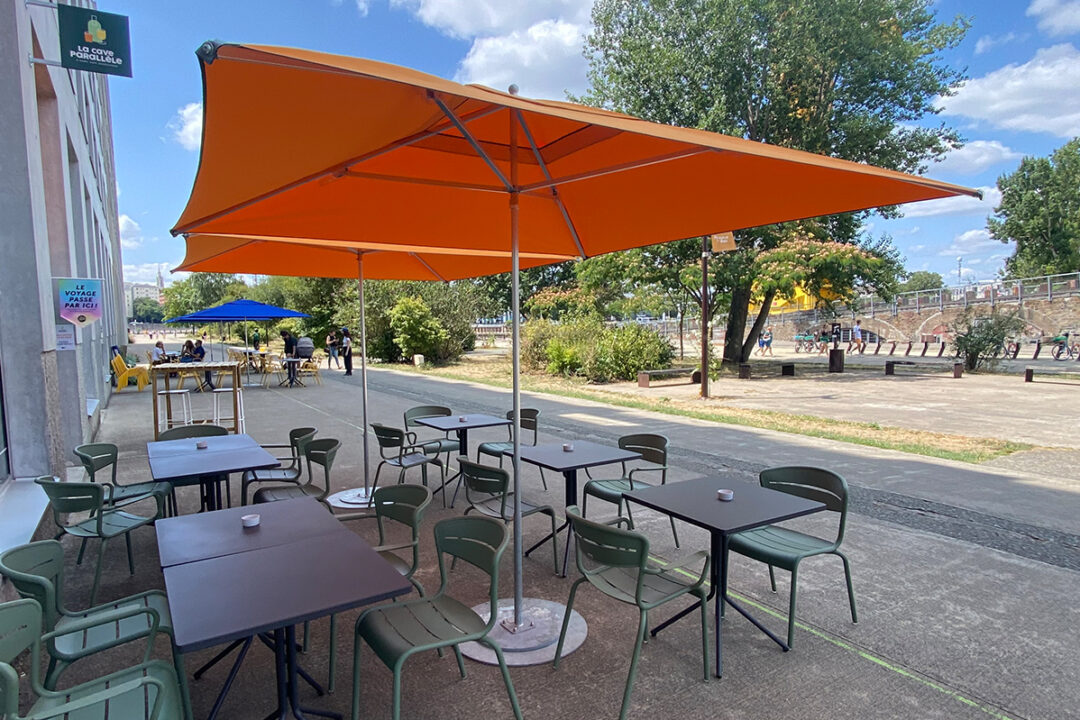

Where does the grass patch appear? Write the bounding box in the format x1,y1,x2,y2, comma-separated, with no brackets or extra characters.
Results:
385,356,1031,464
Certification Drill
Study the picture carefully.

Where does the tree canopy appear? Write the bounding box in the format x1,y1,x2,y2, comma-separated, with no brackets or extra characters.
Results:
897,270,945,293
581,0,968,364
989,138,1080,279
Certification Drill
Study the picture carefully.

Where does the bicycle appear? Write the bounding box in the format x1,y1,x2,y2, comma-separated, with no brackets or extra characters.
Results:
1050,332,1076,361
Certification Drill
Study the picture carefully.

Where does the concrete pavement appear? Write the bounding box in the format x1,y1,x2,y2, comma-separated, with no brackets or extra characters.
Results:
39,363,1079,720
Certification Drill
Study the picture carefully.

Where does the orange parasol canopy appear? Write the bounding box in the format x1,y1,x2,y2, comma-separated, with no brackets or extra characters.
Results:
172,42,979,267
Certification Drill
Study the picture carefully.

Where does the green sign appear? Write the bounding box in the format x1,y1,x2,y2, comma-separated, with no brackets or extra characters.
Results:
57,5,131,78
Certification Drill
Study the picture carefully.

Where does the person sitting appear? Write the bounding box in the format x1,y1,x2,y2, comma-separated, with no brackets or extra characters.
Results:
151,340,168,365
180,340,196,362
194,339,214,390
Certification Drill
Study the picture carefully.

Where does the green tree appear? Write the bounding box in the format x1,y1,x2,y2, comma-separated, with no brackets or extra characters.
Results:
389,296,449,360
950,308,1025,371
898,270,945,292
131,296,164,323
988,138,1080,279
161,273,241,319
581,0,967,364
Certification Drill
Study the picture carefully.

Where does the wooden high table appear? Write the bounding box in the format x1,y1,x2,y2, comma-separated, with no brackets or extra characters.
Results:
151,362,241,438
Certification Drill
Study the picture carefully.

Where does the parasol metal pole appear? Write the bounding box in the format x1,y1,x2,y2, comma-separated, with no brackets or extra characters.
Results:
701,236,710,399
509,105,524,628
359,254,371,493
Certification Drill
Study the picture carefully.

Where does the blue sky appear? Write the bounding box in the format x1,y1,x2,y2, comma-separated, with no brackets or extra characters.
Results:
104,0,1080,287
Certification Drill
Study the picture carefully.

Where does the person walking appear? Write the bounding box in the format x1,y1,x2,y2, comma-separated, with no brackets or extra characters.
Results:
325,329,341,369
341,328,353,376
852,319,865,353
762,325,774,356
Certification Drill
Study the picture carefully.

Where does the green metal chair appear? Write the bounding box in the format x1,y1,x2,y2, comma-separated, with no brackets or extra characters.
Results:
351,516,522,720
458,457,559,573
475,408,547,490
34,476,161,605
403,405,460,481
73,442,172,516
728,466,858,647
371,423,443,492
0,598,185,720
581,433,680,547
240,426,318,504
0,540,191,719
330,484,432,693
554,506,710,720
252,438,341,505
157,424,231,511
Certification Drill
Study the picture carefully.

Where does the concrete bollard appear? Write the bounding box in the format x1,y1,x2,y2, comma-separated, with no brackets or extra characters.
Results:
413,354,425,366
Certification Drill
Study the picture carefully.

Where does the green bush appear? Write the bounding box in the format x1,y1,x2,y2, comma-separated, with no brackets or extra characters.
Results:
389,296,449,360
523,318,674,382
950,308,1026,371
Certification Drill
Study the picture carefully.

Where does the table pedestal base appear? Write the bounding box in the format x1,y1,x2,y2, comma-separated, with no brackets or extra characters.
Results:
326,487,376,509
459,598,586,667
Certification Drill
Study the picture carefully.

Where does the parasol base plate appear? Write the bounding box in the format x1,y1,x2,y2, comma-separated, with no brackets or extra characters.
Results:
459,598,586,666
326,487,375,508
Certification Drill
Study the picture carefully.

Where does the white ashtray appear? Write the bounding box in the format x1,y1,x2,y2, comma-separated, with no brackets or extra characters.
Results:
717,489,734,502
241,513,261,528
562,443,574,452
195,441,208,450
459,416,468,422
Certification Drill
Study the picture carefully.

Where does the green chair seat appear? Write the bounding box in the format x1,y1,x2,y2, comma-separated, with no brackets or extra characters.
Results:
582,478,634,503
241,427,317,505
585,552,710,607
74,443,168,518
475,440,511,456
252,484,315,503
52,592,173,660
251,438,340,507
32,659,183,720
62,509,156,540
109,481,173,505
727,466,858,648
475,408,547,492
359,594,486,669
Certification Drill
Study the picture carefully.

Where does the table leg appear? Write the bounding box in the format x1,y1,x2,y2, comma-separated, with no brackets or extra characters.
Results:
524,469,577,577
286,625,341,720
442,428,468,507
263,628,288,720
715,532,725,678
203,637,253,720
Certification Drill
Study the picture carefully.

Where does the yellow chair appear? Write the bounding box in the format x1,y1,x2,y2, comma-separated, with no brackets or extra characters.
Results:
110,353,149,392
299,358,322,385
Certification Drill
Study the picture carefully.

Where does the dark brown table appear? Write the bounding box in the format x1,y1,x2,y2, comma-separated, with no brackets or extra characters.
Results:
512,440,641,576
147,434,278,511
414,413,511,504
626,478,825,677
156,497,345,567
162,515,411,720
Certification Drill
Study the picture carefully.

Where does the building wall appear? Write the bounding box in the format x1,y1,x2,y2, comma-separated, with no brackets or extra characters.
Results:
0,0,125,480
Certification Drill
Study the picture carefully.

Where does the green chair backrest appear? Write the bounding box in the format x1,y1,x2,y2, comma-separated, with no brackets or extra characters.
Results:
759,466,849,543
289,427,318,463
372,484,432,535
504,408,540,443
0,599,45,717
0,541,65,632
457,458,511,519
566,506,649,572
619,433,668,467
371,423,406,456
403,405,451,432
158,424,229,440
34,477,103,520
72,443,118,485
304,438,340,498
433,516,507,617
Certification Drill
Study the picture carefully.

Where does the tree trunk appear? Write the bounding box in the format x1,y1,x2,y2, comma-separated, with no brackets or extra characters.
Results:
743,290,776,360
678,309,684,358
722,282,753,367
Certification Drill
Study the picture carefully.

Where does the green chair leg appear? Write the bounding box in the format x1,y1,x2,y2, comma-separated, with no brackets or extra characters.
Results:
768,564,777,592
837,550,858,623
669,515,680,548
173,647,194,720
453,645,466,678
619,610,649,720
90,537,107,605
351,639,363,720
125,531,136,575
553,578,584,668
486,640,524,720
787,564,800,647
548,511,559,573
391,661,404,720
77,537,88,565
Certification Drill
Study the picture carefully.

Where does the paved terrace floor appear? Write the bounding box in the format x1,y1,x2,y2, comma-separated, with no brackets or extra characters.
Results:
28,361,1080,720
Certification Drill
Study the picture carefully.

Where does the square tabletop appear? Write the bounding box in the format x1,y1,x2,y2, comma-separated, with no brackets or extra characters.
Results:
414,413,511,432
513,440,641,473
626,477,825,535
156,497,345,567
147,434,278,482
164,531,412,653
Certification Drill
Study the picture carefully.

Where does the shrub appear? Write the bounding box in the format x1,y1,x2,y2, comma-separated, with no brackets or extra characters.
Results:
583,323,675,382
950,308,1025,371
389,296,448,360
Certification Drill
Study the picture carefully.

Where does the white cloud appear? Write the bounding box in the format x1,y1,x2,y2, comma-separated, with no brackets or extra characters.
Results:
355,0,370,16
909,244,926,253
123,263,187,285
938,44,1080,137
1027,0,1080,36
391,0,591,39
456,19,587,99
168,102,203,152
900,186,1002,219
937,228,1002,257
933,141,1022,175
118,214,143,249
974,33,1021,55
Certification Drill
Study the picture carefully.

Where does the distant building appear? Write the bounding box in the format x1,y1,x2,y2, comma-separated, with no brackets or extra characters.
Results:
124,282,160,318
0,0,126,492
